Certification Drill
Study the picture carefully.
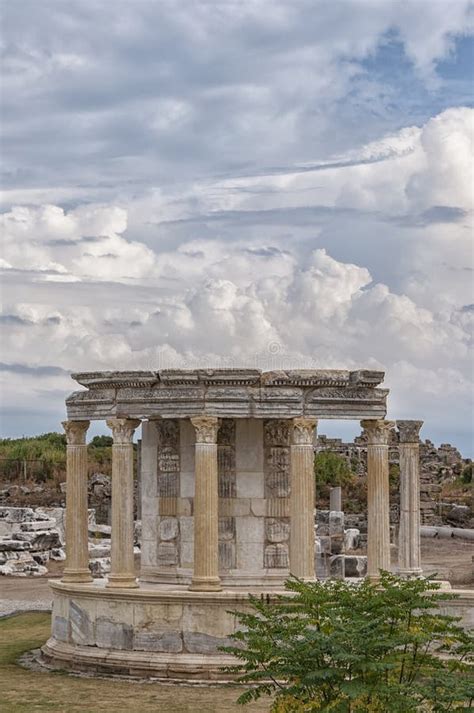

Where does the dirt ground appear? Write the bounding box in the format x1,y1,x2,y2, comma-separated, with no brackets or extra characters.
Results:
399,536,473,587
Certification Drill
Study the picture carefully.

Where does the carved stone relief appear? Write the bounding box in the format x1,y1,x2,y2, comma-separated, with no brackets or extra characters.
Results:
156,420,180,564
264,420,290,568
217,419,236,498
218,420,236,569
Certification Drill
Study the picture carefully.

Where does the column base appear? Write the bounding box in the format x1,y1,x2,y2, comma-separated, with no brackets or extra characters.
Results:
188,576,222,592
106,574,139,589
61,569,93,584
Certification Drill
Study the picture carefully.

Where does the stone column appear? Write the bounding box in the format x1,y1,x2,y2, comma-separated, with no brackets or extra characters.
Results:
189,416,221,591
361,419,394,581
290,417,317,580
329,487,342,511
397,420,423,576
62,420,92,583
106,418,140,588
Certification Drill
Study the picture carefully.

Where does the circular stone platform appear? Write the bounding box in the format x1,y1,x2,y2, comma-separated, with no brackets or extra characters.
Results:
41,580,284,681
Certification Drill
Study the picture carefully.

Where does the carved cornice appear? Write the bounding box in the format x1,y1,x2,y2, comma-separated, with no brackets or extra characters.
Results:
72,368,385,390
291,418,317,445
66,369,388,421
360,419,394,445
191,416,219,444
397,420,423,444
62,420,90,445
106,418,141,444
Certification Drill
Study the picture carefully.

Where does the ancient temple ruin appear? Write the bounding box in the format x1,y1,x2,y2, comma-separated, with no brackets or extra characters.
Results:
42,368,426,680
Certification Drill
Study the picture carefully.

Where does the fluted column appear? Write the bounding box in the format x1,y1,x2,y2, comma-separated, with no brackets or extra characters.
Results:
62,420,92,583
189,416,221,592
290,417,317,580
361,419,394,581
106,418,140,588
397,420,423,576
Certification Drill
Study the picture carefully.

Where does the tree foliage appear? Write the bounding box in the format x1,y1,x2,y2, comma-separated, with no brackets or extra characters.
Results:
89,435,113,448
0,432,112,480
314,452,355,502
222,573,474,712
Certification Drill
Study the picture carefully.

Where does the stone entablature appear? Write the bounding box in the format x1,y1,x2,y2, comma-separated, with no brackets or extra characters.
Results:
66,369,388,421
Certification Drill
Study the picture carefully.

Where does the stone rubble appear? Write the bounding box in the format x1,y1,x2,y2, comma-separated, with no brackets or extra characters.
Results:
317,435,472,527
0,506,141,578
315,509,367,579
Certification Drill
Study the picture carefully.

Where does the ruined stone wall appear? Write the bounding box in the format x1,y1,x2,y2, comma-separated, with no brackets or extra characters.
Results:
316,435,470,526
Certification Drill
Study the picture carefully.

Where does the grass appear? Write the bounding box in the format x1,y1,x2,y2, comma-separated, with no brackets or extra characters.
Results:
0,612,269,713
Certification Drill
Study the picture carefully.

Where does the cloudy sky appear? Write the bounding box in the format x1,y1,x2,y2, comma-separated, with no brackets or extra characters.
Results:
1,1,473,452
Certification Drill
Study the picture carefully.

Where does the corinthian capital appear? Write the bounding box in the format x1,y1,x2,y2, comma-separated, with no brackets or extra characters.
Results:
291,417,317,445
191,416,219,444
397,420,423,444
360,419,394,445
106,418,140,445
62,420,90,445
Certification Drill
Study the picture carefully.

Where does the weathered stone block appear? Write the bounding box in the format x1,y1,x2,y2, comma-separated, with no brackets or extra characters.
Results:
183,631,228,654
133,629,182,653
70,601,95,646
329,555,345,579
180,471,195,498
330,535,344,555
265,518,289,543
159,517,179,541
250,498,266,517
315,553,329,579
264,543,288,568
266,498,290,517
0,540,31,551
179,516,194,542
52,615,69,642
344,528,360,551
180,540,193,568
157,472,178,497
179,419,195,473
219,498,251,516
133,601,183,630
236,419,264,472
236,516,264,543
177,498,193,516
315,510,329,536
329,511,344,536
237,541,264,571
96,617,133,650
157,541,178,566
236,471,264,499
218,517,235,541
315,535,331,555
140,539,156,567
344,555,367,577
219,541,236,570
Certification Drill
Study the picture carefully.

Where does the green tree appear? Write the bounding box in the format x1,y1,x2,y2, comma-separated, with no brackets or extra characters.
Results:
314,451,354,491
89,435,113,448
222,573,473,712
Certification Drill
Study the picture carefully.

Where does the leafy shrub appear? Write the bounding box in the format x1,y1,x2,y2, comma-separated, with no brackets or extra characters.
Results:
314,451,354,488
223,573,474,712
461,463,472,485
